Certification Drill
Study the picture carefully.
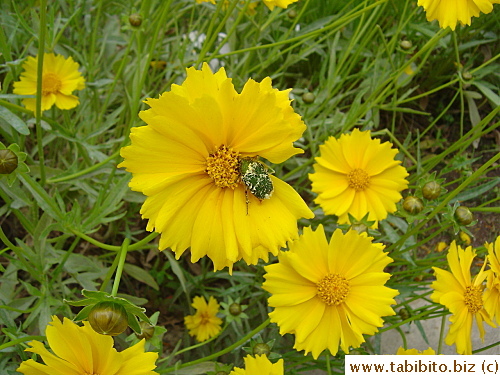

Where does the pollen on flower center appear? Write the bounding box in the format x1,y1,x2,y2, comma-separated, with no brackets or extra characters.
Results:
42,72,62,95
317,273,350,306
206,145,241,189
464,285,483,314
347,168,371,191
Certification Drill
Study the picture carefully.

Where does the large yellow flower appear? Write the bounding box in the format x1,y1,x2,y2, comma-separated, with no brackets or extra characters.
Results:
431,241,495,355
484,236,500,324
184,295,223,342
229,355,284,375
119,63,313,271
17,316,158,375
262,225,399,359
417,0,499,30
195,0,297,10
309,129,408,225
396,347,436,355
13,53,85,112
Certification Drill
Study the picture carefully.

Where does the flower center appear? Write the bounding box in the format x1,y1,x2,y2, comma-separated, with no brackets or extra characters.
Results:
316,273,350,306
464,285,483,314
206,145,240,189
200,311,210,325
347,168,370,191
42,72,62,95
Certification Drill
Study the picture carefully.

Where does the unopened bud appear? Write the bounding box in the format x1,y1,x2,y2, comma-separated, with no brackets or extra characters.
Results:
403,196,424,215
455,206,473,225
229,303,242,316
136,321,155,340
302,92,315,104
400,40,412,50
88,302,129,336
129,14,142,27
0,149,18,174
422,181,441,200
253,343,271,356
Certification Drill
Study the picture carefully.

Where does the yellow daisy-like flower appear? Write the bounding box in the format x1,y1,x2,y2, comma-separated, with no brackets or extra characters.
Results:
484,236,500,324
184,296,223,342
262,225,399,359
309,129,409,225
13,53,85,112
196,0,297,10
119,63,313,272
396,347,436,355
431,241,495,355
229,355,284,375
417,0,499,30
16,316,158,375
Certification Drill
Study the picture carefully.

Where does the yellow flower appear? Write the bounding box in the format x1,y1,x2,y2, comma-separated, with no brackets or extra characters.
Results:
262,225,399,359
431,241,495,355
119,63,313,272
484,236,500,324
196,0,297,10
396,347,436,355
310,129,409,225
13,53,85,112
435,241,448,252
16,316,158,375
417,0,499,30
229,354,284,375
184,296,223,342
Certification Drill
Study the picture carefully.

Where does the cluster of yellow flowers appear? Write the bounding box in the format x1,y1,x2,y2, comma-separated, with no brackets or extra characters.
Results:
431,236,500,355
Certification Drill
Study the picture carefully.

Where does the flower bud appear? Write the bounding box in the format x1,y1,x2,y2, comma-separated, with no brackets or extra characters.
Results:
0,149,18,174
462,71,473,80
129,13,142,27
229,303,242,316
422,181,441,200
455,206,473,225
350,222,367,233
398,307,410,321
135,321,155,340
403,196,424,215
253,343,271,356
88,302,129,336
288,9,297,19
302,92,315,104
400,40,412,50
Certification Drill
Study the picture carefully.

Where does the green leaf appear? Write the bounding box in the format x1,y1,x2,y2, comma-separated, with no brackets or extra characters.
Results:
123,264,159,291
0,106,30,135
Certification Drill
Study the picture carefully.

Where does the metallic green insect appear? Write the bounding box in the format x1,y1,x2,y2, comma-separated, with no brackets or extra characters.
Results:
240,157,274,212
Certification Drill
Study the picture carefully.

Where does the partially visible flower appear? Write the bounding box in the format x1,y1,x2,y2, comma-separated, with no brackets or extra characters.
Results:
229,355,284,375
16,316,158,375
484,236,500,324
13,53,85,112
262,225,398,359
396,347,436,355
184,296,223,342
417,0,499,30
310,129,409,226
119,63,313,272
431,242,495,355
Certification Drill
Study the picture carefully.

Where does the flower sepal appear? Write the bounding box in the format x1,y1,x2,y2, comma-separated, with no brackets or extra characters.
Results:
0,142,29,186
65,289,152,335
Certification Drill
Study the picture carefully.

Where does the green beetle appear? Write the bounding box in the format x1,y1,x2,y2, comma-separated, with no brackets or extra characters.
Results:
240,157,274,213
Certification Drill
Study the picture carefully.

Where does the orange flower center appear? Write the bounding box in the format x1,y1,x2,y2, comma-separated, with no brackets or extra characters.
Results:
347,168,370,191
206,145,240,189
317,273,350,306
464,285,483,314
200,311,211,325
42,72,62,95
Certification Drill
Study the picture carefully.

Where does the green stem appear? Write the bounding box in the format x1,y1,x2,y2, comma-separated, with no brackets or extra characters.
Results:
437,314,447,355
47,150,120,183
162,318,271,373
171,322,230,358
0,336,46,351
68,228,158,252
111,238,130,297
35,0,47,185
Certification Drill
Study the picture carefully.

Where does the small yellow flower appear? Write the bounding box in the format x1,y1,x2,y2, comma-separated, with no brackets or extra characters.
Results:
119,63,313,272
484,236,500,324
229,355,284,375
13,53,85,112
431,241,495,355
417,0,499,30
435,241,448,252
262,225,398,359
16,316,158,375
396,347,436,355
310,129,409,225
184,296,223,342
